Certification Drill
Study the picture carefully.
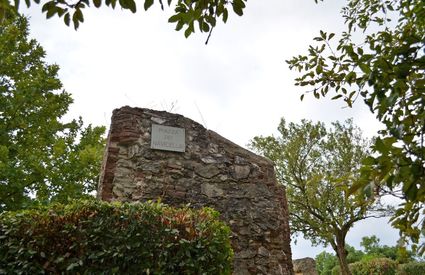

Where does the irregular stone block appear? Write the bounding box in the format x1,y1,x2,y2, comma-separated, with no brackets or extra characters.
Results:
234,165,251,179
194,164,221,179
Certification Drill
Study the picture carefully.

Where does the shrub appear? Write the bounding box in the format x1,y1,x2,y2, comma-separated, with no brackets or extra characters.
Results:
397,261,425,275
0,200,233,274
331,264,341,275
316,251,338,275
349,258,397,275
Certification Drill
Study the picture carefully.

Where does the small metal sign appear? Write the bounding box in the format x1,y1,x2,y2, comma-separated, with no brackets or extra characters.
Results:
150,124,185,152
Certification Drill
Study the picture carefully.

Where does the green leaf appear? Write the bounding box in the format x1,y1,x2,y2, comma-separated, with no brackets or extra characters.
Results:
205,16,216,27
105,0,115,7
345,71,357,83
359,63,370,74
222,8,228,23
66,262,79,271
331,94,343,100
184,24,193,38
119,0,128,9
373,138,387,154
175,21,184,31
72,9,82,30
144,0,154,11
93,0,102,8
46,7,56,19
41,1,53,12
56,7,66,17
316,64,323,74
232,1,243,16
201,21,210,32
168,14,180,23
348,181,363,196
362,156,376,166
126,0,136,13
76,9,84,23
64,12,70,26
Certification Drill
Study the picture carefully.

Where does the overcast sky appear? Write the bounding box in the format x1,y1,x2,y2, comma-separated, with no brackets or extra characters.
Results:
21,0,399,259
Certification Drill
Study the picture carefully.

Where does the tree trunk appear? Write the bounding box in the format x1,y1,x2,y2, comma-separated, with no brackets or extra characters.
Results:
333,231,351,275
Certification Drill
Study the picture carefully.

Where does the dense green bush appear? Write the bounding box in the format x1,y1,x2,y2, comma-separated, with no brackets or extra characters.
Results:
0,200,233,274
316,251,338,275
349,258,397,275
331,264,340,275
397,261,425,275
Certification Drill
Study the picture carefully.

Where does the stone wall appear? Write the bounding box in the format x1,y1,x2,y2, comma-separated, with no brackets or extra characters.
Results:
98,106,294,274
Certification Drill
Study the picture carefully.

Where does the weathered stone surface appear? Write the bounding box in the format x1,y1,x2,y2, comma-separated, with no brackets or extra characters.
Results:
258,246,271,257
201,183,225,197
293,258,318,275
98,106,294,275
194,164,221,179
234,165,251,179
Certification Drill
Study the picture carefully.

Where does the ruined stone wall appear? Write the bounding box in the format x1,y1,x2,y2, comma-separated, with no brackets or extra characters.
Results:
98,106,293,275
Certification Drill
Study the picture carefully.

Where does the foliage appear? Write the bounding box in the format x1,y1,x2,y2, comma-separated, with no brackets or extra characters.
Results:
316,234,420,274
1,0,247,41
0,199,233,274
287,0,425,253
349,258,397,275
360,235,413,263
360,235,381,255
316,246,363,275
397,261,425,275
316,251,338,275
331,264,341,275
0,16,105,212
250,118,389,274
346,245,364,264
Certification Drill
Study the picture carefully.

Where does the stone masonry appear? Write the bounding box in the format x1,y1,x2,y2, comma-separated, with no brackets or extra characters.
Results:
98,106,294,274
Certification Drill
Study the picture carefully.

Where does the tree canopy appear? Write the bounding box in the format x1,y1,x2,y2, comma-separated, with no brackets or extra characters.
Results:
250,118,389,275
0,15,105,212
287,0,425,254
0,0,247,41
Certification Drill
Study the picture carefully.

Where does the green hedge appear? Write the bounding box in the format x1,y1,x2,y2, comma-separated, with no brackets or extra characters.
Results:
349,258,397,275
330,258,398,275
0,200,233,274
397,261,425,275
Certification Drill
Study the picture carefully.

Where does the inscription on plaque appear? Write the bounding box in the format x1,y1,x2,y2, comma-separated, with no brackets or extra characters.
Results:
150,124,185,152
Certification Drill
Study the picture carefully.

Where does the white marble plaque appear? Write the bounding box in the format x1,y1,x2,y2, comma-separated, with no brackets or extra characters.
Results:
150,124,185,152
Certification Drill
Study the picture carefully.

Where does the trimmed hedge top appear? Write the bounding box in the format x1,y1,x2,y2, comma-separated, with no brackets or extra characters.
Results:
0,200,233,274
349,257,397,275
398,261,425,275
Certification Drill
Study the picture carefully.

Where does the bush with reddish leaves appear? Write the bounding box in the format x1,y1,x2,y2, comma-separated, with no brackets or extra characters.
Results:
0,200,233,274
